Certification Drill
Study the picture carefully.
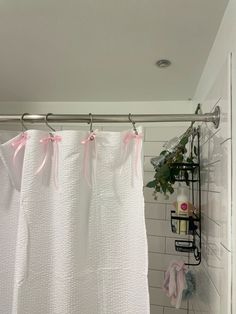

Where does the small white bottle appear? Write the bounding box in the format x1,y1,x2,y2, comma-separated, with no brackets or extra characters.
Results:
177,186,189,234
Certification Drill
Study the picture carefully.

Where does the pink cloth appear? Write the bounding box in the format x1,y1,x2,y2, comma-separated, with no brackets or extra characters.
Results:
162,260,187,309
11,132,29,166
35,134,62,189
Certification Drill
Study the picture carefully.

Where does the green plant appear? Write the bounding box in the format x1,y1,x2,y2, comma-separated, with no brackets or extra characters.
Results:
146,128,198,199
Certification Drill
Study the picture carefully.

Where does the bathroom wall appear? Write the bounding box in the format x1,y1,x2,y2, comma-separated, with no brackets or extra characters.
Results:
192,0,235,312
143,124,196,314
191,56,232,314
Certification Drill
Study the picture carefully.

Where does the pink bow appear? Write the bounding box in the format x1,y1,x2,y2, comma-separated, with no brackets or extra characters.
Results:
35,134,62,189
81,130,98,187
11,132,29,166
122,131,143,176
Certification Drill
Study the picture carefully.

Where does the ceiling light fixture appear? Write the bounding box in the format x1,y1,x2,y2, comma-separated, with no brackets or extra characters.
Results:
156,59,171,68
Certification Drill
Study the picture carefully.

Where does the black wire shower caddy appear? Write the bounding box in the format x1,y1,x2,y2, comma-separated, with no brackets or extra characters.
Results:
170,128,201,266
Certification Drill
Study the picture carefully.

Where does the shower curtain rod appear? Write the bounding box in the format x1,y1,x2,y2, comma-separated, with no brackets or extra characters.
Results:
0,106,220,128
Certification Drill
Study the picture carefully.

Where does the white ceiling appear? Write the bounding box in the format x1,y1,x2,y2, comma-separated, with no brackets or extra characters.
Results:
0,0,229,101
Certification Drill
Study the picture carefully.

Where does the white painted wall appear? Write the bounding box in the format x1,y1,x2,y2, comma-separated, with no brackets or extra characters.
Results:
193,0,236,312
0,101,193,115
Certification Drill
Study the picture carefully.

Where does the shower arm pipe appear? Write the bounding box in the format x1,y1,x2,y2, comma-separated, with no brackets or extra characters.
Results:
0,106,220,128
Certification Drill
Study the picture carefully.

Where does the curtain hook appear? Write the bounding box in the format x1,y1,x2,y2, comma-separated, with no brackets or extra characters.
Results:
128,113,138,135
45,113,56,133
20,113,29,132
89,113,93,133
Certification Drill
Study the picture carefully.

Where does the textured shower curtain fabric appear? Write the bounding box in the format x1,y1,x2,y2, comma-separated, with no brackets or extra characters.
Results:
0,129,149,314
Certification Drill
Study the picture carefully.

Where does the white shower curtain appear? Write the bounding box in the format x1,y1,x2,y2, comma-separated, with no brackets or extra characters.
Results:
0,129,149,314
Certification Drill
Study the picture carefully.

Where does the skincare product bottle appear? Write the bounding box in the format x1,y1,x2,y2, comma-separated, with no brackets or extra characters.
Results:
177,186,189,234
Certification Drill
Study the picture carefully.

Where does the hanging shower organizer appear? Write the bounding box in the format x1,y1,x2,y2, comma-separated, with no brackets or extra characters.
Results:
170,127,201,266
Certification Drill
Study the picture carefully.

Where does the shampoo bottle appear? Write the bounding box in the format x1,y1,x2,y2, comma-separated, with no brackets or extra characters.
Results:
177,186,189,234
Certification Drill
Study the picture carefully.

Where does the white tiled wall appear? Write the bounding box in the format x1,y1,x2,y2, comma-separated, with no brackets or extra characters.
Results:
191,56,232,314
143,124,193,314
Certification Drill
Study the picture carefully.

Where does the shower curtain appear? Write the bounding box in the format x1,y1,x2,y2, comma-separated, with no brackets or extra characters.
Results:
0,129,149,314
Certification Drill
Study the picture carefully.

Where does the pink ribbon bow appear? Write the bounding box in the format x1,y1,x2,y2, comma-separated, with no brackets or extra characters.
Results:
35,134,62,189
81,130,98,187
11,132,29,166
122,131,143,176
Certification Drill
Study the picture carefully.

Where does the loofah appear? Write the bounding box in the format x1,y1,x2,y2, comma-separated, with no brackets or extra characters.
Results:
182,271,196,300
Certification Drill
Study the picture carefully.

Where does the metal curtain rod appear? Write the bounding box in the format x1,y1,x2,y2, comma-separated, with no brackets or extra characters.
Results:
0,106,220,128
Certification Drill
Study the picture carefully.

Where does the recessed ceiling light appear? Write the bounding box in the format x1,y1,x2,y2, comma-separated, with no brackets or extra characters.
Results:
156,59,171,68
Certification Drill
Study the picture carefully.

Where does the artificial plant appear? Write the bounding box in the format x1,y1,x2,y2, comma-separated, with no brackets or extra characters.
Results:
146,126,198,199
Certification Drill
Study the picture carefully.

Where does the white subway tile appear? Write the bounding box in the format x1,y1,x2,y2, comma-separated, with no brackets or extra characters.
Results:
144,156,156,171
200,132,221,167
220,245,231,314
220,139,232,250
163,308,187,314
143,141,166,156
148,252,188,271
0,124,22,131
201,161,221,193
193,265,220,314
145,203,166,220
146,219,189,239
201,190,221,225
148,236,165,253
144,187,177,204
143,171,156,186
101,126,129,132
200,121,219,145
201,214,221,260
202,250,221,295
146,219,169,237
165,204,175,220
149,287,187,308
61,124,92,130
148,270,164,288
150,305,164,314
145,126,187,142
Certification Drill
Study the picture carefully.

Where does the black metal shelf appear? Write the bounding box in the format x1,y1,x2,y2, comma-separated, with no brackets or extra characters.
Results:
169,162,199,170
171,211,199,235
169,128,201,266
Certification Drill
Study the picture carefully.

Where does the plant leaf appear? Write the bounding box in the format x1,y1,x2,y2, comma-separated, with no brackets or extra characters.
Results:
180,136,188,146
146,180,156,188
168,185,175,194
157,164,171,179
156,185,161,192
160,150,168,156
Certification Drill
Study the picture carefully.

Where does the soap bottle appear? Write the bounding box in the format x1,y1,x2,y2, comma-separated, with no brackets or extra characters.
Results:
177,186,189,234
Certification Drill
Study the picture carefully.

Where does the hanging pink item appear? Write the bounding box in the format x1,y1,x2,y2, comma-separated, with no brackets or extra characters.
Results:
11,132,29,166
122,131,143,176
162,260,187,309
35,134,62,189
